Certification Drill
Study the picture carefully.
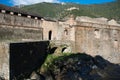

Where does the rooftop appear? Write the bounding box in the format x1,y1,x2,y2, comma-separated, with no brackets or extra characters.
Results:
0,4,43,19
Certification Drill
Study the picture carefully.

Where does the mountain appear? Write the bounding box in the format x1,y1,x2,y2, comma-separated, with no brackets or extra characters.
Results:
21,0,120,21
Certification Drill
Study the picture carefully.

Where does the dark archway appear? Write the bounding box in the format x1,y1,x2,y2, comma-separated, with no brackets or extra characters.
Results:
50,47,58,54
49,30,52,40
62,47,67,53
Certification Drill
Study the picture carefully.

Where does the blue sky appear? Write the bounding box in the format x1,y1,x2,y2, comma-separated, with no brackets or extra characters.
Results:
59,0,115,4
0,0,12,6
0,0,115,6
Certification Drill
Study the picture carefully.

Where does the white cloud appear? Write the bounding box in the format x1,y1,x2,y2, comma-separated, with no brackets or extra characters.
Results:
11,0,59,5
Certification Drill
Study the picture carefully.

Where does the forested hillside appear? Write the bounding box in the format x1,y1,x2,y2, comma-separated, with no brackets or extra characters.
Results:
21,0,120,21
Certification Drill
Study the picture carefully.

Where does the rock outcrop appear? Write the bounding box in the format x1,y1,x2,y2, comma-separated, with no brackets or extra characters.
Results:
41,53,120,80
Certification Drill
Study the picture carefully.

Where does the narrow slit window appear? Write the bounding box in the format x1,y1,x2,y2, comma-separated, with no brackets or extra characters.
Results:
64,29,68,35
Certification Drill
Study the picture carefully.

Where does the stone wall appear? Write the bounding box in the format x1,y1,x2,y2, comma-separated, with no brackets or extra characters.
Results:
58,21,75,41
41,16,120,63
41,19,75,42
0,13,41,28
0,13,43,42
0,27,43,41
0,12,43,79
0,43,9,79
75,24,120,63
41,20,58,40
50,40,75,53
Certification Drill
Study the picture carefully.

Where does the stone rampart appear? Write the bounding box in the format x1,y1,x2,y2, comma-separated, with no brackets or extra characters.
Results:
0,43,9,79
75,24,120,63
0,13,43,42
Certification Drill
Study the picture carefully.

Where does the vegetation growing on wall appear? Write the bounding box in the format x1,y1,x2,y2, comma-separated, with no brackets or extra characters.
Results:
40,52,72,73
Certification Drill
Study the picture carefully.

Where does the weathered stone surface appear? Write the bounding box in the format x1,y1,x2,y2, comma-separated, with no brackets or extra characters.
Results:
76,16,120,27
41,20,58,40
75,25,120,63
76,16,108,24
41,17,120,53
108,19,120,26
0,13,41,28
50,40,75,54
0,43,9,80
0,27,43,42
0,13,43,42
41,16,120,63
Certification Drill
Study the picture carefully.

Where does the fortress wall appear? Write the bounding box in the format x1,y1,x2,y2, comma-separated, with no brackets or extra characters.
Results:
0,26,43,41
42,20,58,40
41,20,76,42
0,13,43,41
0,13,41,28
0,12,44,79
0,43,9,79
75,25,120,63
58,22,75,41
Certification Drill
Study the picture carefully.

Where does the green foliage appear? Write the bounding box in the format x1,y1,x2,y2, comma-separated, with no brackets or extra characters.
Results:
40,53,72,72
21,0,120,21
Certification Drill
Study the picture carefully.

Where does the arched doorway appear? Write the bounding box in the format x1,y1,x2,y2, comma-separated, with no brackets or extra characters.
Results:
48,30,52,40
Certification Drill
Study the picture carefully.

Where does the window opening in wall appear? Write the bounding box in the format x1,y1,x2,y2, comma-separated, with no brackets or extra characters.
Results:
94,29,100,38
64,29,68,35
48,30,52,40
114,39,118,48
95,29,99,31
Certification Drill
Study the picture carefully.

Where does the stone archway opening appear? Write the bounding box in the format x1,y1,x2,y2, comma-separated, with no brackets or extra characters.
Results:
48,30,52,40
62,47,67,53
50,47,58,54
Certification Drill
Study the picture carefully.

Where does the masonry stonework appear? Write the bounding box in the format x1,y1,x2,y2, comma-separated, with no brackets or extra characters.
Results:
0,43,9,79
41,20,58,40
0,13,43,42
75,25,120,63
0,5,43,79
42,16,120,63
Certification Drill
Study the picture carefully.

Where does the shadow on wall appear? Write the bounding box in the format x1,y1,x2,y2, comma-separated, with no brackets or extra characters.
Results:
10,41,50,80
44,53,120,80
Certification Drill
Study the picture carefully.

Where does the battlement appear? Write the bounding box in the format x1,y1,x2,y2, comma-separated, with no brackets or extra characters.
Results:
0,4,42,20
